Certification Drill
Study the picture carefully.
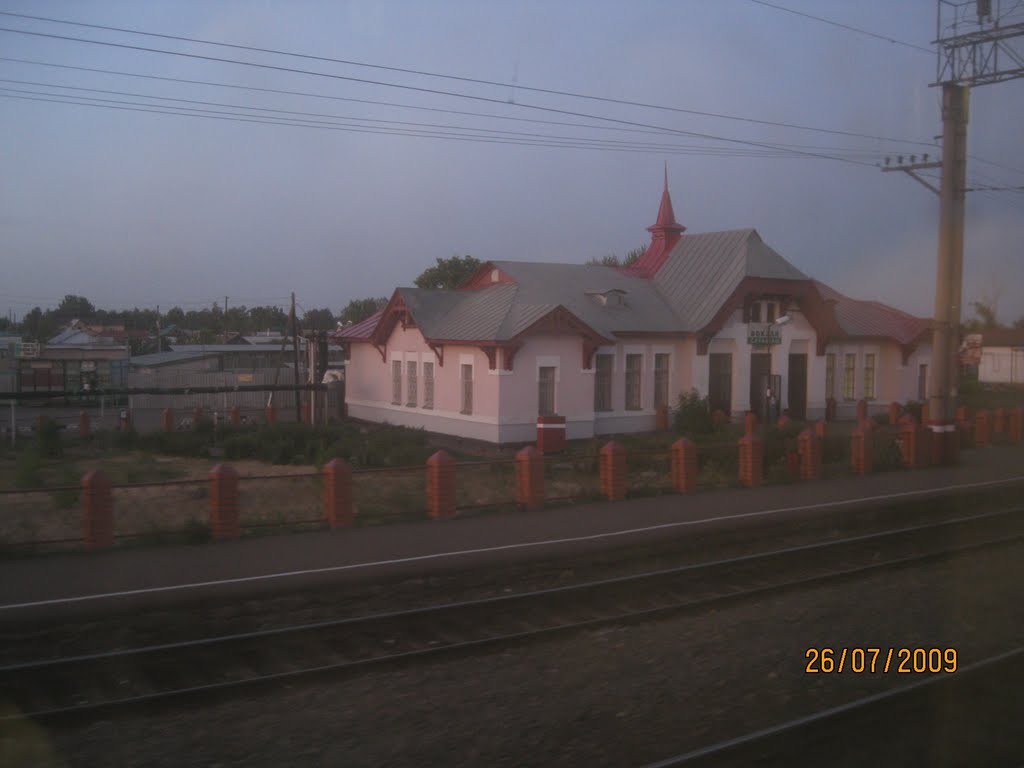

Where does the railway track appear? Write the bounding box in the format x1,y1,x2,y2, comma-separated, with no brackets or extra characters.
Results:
642,645,1024,767
2,507,1022,724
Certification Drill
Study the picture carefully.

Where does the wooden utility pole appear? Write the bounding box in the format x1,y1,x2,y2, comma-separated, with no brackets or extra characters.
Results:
290,292,301,423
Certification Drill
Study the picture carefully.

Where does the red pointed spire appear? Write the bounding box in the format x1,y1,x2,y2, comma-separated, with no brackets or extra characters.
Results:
627,166,686,277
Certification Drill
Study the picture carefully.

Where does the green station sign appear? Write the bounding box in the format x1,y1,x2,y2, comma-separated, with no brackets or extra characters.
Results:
747,325,781,346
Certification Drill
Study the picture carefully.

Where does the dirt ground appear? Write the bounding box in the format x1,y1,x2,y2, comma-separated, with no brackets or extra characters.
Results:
5,541,1022,768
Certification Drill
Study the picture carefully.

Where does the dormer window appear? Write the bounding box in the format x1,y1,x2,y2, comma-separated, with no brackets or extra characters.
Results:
491,269,500,283
586,289,627,307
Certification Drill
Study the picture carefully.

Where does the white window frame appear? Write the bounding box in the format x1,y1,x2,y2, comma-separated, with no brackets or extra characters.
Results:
843,352,857,401
863,351,876,400
653,350,671,409
538,365,557,416
422,360,434,410
625,351,643,411
391,358,402,405
594,353,614,412
460,357,474,415
406,360,418,407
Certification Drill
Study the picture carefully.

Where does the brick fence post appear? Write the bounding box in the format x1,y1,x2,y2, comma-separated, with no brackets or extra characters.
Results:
898,421,918,468
851,424,873,475
798,429,821,481
426,450,456,519
955,406,973,448
856,399,867,425
208,463,240,538
81,469,113,549
265,404,277,424
78,410,90,438
888,402,901,425
1008,407,1023,443
515,446,544,511
655,405,669,431
323,458,353,528
670,437,697,493
738,433,763,487
230,406,241,426
744,411,758,436
974,410,990,447
162,407,175,433
921,403,930,426
599,441,626,501
192,407,204,430
815,419,827,440
302,400,312,425
993,408,1005,439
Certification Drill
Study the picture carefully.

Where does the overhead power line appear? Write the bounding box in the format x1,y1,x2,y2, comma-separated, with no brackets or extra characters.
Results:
0,89,859,158
0,55,941,152
0,78,889,158
0,25,878,167
0,9,936,140
745,0,934,54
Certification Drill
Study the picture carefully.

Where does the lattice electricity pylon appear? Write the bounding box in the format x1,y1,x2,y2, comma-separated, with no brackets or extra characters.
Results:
935,0,1024,86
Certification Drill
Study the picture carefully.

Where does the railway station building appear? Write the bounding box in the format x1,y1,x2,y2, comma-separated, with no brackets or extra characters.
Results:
335,177,933,443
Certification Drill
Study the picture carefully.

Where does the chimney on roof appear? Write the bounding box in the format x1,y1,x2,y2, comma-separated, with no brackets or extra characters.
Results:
628,165,686,278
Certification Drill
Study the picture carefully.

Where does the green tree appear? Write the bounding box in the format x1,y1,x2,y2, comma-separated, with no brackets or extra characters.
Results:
338,297,387,326
965,300,1002,332
414,254,481,290
165,306,186,328
55,294,95,319
23,307,58,342
248,305,287,333
587,244,646,268
224,306,250,333
302,307,336,331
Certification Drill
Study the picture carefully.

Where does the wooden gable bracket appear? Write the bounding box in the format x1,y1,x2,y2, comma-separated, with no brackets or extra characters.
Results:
582,339,600,370
427,342,445,367
373,343,387,363
481,346,498,371
697,333,712,356
502,343,521,371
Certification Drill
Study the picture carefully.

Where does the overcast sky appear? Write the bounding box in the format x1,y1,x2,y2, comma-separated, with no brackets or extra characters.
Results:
1,0,1022,324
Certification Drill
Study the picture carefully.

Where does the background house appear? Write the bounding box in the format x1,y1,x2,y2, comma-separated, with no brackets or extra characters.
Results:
975,329,1024,385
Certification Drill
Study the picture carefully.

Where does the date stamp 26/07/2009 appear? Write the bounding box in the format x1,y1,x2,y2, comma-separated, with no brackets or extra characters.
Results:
805,647,958,674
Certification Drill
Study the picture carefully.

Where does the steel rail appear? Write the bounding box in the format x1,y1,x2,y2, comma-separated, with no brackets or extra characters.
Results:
4,506,1016,674
4,528,1021,723
2,509,1021,724
640,645,1024,767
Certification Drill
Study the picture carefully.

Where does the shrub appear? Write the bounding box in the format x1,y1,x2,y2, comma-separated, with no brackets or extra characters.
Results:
763,422,801,467
873,434,904,471
673,389,714,436
903,401,924,424
821,434,847,465
34,418,63,458
112,428,139,451
957,378,986,410
14,450,43,488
